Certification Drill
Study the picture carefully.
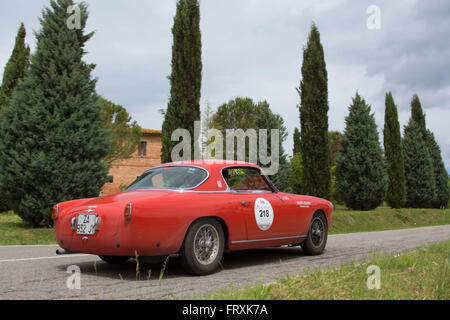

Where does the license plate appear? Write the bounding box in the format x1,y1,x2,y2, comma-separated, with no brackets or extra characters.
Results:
76,214,97,235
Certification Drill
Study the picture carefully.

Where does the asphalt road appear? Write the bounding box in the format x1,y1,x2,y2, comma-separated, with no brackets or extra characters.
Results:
0,225,449,300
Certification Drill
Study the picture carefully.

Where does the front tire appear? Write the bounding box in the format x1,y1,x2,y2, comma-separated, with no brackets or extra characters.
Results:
301,211,328,255
179,218,225,276
98,255,130,264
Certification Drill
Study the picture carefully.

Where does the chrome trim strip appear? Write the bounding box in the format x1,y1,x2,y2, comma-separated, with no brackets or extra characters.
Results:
231,235,307,244
120,189,274,194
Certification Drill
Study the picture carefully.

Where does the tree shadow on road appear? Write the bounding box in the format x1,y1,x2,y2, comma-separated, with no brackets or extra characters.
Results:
55,246,306,282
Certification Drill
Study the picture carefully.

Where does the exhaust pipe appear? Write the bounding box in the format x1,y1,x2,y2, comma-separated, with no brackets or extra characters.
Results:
56,248,74,255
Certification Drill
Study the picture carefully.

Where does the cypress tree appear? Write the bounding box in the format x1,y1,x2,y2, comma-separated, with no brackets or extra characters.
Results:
0,23,30,212
383,92,406,208
403,120,435,208
0,23,30,107
410,94,427,140
0,0,109,227
335,93,387,210
426,130,449,208
297,24,331,199
293,128,301,154
161,0,202,163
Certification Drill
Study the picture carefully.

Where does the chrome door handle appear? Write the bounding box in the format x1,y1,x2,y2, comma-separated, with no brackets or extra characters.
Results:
240,201,251,207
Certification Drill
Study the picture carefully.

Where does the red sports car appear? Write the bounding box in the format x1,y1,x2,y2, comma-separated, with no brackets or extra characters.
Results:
53,160,333,275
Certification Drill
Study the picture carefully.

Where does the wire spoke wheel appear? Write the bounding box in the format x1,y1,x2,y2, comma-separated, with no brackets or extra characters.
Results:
193,224,220,265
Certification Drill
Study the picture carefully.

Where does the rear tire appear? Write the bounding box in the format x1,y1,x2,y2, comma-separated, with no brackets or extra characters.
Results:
179,218,225,276
98,255,130,264
301,211,328,255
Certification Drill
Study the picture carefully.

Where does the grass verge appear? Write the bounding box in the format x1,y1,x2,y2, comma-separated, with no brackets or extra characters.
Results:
330,205,450,234
202,240,450,300
0,212,56,245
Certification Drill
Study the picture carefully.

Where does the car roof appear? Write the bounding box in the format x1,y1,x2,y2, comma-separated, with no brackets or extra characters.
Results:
143,160,274,192
162,159,261,170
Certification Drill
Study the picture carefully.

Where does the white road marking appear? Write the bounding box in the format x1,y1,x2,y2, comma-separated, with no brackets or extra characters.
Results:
0,244,58,248
0,254,90,263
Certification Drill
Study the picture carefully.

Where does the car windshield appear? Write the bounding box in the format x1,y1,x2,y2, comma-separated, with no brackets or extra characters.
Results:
125,166,208,191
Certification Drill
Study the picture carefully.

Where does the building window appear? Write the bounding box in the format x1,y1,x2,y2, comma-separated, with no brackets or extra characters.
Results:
138,141,147,157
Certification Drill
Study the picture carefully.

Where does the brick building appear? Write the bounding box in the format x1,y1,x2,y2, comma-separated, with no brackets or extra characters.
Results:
101,129,162,196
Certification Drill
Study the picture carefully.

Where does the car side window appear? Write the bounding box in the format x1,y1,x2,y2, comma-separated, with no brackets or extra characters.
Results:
222,167,272,191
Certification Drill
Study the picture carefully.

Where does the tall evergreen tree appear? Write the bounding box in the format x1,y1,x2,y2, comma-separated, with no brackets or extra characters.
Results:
293,128,301,154
161,0,202,163
383,92,406,208
0,0,109,227
403,120,435,208
408,94,442,207
297,23,331,199
0,23,30,107
410,94,427,140
335,93,387,210
426,130,449,208
0,23,30,213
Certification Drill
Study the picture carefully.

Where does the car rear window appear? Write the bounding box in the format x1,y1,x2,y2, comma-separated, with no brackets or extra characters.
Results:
125,166,208,191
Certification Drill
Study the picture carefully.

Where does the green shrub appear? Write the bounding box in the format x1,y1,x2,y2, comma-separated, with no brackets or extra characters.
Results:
0,189,9,213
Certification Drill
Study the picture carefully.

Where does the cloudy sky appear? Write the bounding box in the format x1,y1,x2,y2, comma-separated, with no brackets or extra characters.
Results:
1,0,449,171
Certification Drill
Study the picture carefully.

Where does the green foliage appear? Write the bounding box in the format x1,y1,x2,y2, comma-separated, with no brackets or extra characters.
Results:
426,131,449,208
403,120,435,208
0,23,31,212
297,24,331,199
211,97,291,192
328,131,342,167
0,0,109,227
254,101,291,193
161,0,202,163
0,213,56,245
383,92,406,208
0,190,9,213
290,153,302,194
0,23,30,108
98,97,142,165
330,166,343,205
335,93,387,210
410,94,427,141
212,97,257,132
293,128,301,154
291,129,302,194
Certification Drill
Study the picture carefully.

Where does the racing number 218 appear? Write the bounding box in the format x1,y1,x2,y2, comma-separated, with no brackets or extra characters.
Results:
259,210,270,218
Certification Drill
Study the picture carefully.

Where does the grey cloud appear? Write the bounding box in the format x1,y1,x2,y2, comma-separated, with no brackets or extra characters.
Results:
0,0,449,171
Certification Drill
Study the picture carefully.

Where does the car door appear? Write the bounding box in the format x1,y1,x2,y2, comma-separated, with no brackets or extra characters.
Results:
222,166,299,240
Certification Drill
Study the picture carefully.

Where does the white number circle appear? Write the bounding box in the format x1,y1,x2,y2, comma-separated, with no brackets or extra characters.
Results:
254,198,274,231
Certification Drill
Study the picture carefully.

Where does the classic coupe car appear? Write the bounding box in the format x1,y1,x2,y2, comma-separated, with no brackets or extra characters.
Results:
53,160,333,275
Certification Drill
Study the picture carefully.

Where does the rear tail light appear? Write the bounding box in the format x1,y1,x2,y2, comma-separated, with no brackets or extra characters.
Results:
124,203,132,220
52,205,59,220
